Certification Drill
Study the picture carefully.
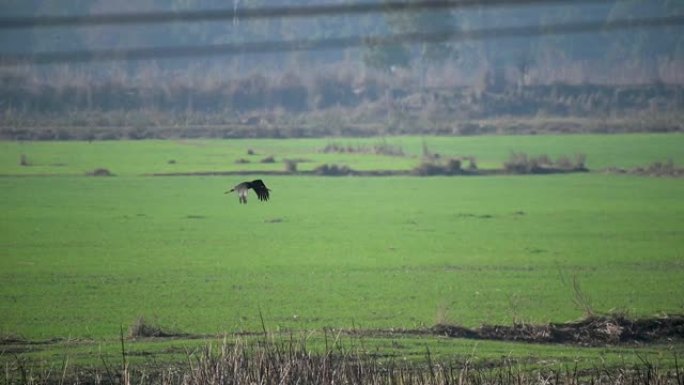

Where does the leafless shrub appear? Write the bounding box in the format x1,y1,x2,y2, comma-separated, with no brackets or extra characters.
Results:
505,152,588,174
434,302,452,325
556,155,574,169
314,163,353,176
446,158,462,173
284,159,298,173
321,142,353,153
372,140,405,156
320,140,404,156
19,154,30,166
555,153,586,170
574,153,587,169
413,161,444,176
413,158,463,176
127,316,176,339
572,275,595,318
260,155,276,163
234,158,250,164
466,156,478,170
607,159,684,177
504,151,533,173
647,159,679,176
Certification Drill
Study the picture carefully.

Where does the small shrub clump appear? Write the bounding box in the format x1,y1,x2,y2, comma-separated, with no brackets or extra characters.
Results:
127,316,186,339
86,168,114,176
320,141,404,156
314,163,353,176
284,159,298,173
504,152,588,174
19,154,30,166
127,316,168,338
412,158,463,176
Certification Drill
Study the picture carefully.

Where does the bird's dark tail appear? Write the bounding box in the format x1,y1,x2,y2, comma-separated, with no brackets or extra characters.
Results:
224,188,235,194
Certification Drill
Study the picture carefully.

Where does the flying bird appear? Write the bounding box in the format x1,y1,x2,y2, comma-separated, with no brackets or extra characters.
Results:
226,179,271,204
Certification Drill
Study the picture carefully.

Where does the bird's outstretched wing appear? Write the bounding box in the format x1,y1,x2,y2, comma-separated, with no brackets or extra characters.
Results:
249,179,270,202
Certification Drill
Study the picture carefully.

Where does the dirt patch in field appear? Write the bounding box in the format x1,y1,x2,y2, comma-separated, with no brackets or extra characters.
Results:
430,314,684,346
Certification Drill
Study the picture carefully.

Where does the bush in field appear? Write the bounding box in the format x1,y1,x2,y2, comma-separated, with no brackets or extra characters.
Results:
320,140,405,157
466,156,478,170
504,152,588,174
372,140,405,156
412,158,463,176
127,316,172,338
556,153,587,170
504,152,540,174
646,159,679,176
284,159,298,173
314,163,353,176
86,168,114,176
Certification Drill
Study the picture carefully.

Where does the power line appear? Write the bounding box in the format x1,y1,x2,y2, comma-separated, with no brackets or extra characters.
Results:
1,15,682,66
0,0,612,29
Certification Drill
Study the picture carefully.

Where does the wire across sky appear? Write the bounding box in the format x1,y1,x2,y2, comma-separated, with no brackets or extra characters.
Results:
0,0,681,66
0,0,614,29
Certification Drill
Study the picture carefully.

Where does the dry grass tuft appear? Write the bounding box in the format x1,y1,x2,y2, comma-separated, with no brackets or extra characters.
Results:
127,316,182,339
12,334,684,384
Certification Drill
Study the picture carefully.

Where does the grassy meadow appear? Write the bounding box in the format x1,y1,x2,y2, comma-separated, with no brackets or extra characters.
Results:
2,133,684,176
1,133,683,371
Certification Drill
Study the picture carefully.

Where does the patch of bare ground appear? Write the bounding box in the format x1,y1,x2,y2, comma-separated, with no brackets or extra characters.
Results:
429,314,684,346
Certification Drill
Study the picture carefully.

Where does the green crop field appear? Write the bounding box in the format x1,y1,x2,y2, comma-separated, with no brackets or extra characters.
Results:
1,134,683,374
2,133,684,176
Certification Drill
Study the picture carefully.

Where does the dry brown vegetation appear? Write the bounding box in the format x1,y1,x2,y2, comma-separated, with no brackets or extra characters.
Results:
431,314,684,346
503,152,588,174
412,158,468,176
1,67,683,140
3,330,682,385
320,141,405,157
606,159,684,177
127,316,185,339
3,312,683,384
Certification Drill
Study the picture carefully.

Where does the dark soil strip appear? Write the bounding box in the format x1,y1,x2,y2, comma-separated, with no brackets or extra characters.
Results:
427,315,684,346
4,315,682,351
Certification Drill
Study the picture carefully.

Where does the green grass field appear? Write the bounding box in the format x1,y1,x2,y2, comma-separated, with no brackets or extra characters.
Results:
2,133,683,176
1,134,683,370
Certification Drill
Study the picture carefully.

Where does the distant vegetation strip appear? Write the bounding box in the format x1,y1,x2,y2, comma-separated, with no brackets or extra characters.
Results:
2,74,683,140
145,167,586,177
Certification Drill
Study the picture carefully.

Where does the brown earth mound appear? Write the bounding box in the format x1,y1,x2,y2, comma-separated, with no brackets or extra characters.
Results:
432,314,684,346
